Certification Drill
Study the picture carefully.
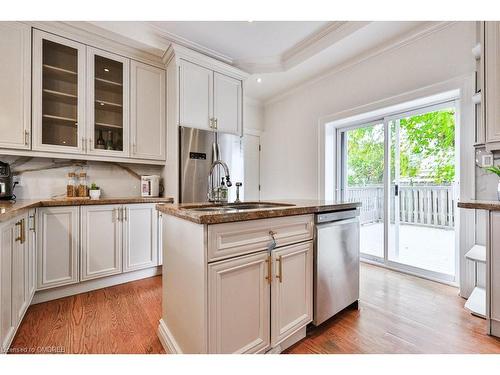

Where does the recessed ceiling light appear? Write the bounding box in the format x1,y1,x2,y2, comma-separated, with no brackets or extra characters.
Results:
104,68,110,72
256,77,262,83
99,102,104,106
248,20,254,23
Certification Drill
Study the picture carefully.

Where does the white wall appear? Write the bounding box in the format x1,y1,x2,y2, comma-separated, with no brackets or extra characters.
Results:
261,22,476,200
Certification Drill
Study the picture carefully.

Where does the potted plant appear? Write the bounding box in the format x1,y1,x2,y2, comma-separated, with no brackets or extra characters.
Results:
486,166,500,200
89,182,101,200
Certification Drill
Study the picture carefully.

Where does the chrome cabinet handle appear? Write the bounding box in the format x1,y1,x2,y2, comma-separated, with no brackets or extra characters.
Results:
15,221,22,242
29,214,36,232
24,130,29,146
123,207,127,221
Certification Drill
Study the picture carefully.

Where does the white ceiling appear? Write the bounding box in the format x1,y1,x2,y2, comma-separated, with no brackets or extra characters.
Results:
86,20,429,102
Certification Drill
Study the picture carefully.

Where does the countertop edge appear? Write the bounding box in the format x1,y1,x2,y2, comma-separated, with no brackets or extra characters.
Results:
156,202,361,225
0,197,174,223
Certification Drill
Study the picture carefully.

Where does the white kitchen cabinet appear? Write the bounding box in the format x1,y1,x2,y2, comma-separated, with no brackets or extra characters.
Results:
37,206,79,289
179,59,213,131
0,22,31,150
489,211,500,336
0,218,15,352
208,251,270,354
130,61,166,160
32,29,86,154
271,241,313,346
11,214,29,324
123,204,158,272
1,212,34,353
27,209,36,300
87,47,130,158
80,205,122,281
213,72,242,135
483,22,500,150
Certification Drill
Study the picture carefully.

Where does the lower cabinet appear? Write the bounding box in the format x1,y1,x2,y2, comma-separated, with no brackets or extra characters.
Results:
123,204,158,272
37,206,79,290
81,205,123,280
208,251,270,354
207,241,313,354
1,212,33,353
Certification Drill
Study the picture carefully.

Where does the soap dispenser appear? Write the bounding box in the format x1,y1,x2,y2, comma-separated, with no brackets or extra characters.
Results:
219,177,228,203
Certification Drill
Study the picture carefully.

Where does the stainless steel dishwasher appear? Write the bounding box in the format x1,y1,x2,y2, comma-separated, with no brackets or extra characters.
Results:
313,208,360,326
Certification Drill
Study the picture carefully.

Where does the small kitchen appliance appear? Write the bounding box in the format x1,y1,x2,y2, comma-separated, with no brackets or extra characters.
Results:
0,161,14,200
141,175,160,197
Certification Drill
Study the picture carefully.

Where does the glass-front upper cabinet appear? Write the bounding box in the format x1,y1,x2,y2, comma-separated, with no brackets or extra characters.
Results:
87,47,129,157
32,30,86,153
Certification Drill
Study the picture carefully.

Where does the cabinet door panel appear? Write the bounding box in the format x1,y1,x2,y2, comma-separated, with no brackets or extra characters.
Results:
179,60,213,130
27,209,36,299
208,251,270,354
0,221,14,352
12,215,28,323
123,204,158,272
87,47,130,157
32,30,86,154
271,241,313,346
37,207,79,289
213,72,242,135
131,61,166,160
81,205,122,281
0,22,31,150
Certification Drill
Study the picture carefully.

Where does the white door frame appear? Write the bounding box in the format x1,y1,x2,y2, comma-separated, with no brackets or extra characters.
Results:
335,99,459,284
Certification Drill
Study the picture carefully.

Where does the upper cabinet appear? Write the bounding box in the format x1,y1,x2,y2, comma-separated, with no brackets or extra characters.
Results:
179,59,243,135
87,47,130,158
131,61,166,160
0,23,31,150
485,22,500,150
213,72,242,135
32,30,86,153
179,60,213,131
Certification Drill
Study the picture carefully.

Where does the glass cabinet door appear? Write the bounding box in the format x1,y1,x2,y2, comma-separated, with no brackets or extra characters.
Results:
32,30,85,153
87,47,129,157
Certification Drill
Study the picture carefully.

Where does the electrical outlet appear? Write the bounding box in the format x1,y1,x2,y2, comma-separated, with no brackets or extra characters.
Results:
12,175,21,186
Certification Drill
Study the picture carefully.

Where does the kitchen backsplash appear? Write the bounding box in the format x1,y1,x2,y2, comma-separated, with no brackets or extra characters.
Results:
0,156,164,200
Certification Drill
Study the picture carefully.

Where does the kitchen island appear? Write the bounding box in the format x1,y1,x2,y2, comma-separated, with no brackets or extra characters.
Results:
156,200,361,354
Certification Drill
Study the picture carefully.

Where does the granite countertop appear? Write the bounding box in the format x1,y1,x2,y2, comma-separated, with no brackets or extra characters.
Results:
0,197,174,223
156,200,361,224
458,200,500,211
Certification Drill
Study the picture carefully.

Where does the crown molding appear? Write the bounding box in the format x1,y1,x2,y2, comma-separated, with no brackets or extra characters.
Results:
233,21,371,74
148,22,235,65
265,21,456,106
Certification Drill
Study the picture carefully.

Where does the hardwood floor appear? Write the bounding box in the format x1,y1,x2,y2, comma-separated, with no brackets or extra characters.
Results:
10,263,500,354
10,276,165,354
285,263,500,354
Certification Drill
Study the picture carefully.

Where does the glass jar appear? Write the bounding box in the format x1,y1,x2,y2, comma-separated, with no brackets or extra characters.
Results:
66,172,77,198
78,172,88,197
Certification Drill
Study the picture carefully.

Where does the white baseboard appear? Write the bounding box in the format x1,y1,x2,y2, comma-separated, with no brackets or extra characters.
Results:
158,318,182,354
32,267,162,304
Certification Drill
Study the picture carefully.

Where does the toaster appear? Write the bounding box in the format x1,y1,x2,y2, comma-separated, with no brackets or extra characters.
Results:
141,175,160,197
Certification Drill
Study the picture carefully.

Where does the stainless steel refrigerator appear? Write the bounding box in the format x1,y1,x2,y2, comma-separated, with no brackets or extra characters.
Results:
179,126,243,203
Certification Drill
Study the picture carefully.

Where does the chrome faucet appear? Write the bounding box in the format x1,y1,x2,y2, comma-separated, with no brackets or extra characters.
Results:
207,160,232,202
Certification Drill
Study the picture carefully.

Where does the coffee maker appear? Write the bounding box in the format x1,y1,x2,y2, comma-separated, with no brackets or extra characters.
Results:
0,161,14,200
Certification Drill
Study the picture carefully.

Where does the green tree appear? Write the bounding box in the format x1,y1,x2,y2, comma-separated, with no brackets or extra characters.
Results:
346,109,455,186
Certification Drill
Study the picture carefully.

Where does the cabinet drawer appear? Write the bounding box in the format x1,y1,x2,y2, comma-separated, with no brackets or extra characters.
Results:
207,215,313,262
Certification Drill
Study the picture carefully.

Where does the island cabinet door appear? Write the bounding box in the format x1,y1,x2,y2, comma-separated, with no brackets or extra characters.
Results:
208,251,270,354
271,241,313,346
81,205,122,281
123,204,158,272
1,219,15,352
37,207,79,290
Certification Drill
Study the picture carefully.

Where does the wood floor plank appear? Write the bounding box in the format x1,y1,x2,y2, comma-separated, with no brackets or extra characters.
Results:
9,263,500,354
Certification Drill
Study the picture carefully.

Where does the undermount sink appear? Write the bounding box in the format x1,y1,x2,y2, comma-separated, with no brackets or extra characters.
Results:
184,202,295,212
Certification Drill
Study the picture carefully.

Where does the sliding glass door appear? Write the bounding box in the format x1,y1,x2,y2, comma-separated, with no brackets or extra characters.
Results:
338,102,457,282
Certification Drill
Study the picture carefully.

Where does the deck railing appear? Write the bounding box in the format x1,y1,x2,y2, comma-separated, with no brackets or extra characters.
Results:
345,184,455,229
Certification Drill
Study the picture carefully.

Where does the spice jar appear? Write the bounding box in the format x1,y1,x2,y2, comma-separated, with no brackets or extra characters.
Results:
66,172,77,197
78,172,88,197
